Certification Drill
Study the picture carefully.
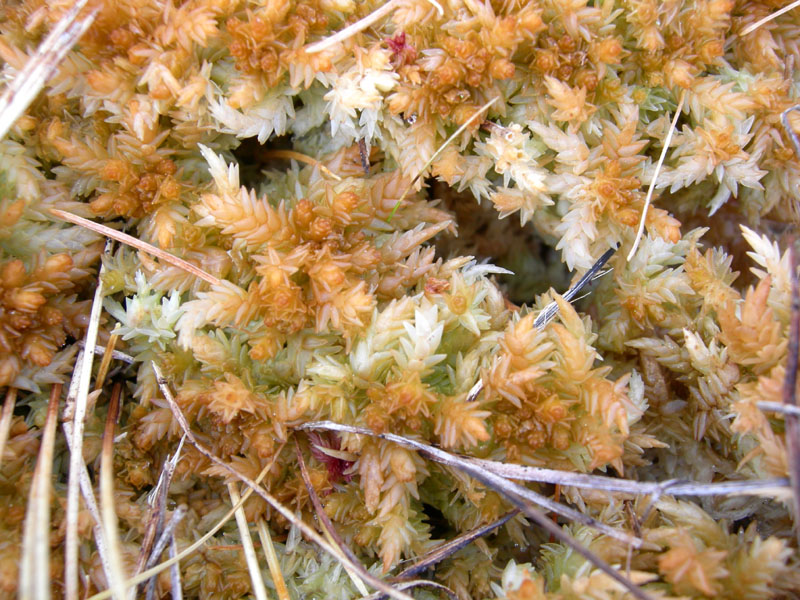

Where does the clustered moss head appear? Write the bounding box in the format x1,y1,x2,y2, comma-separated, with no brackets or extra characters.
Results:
1,0,800,598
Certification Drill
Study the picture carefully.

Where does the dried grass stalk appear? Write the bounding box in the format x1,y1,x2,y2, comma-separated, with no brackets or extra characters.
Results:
228,483,270,600
0,0,97,140
19,384,61,600
100,384,129,600
256,518,290,600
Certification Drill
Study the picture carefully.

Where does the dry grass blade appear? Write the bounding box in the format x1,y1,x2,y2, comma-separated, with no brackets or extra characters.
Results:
228,483,270,600
741,0,800,34
295,438,369,596
389,96,499,220
150,363,415,600
305,0,442,54
394,510,519,580
627,89,686,261
62,351,114,593
262,149,342,181
50,209,223,286
782,242,800,546
0,387,17,468
256,519,290,600
300,421,655,600
19,383,61,600
65,246,108,600
306,0,398,53
0,0,97,141
94,332,120,391
100,383,129,600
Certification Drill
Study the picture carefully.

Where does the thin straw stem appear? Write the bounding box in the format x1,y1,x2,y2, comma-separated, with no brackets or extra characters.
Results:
50,209,222,286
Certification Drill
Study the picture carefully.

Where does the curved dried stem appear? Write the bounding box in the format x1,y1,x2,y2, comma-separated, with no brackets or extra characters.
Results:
0,0,97,141
50,209,223,286
741,0,800,35
306,0,443,54
388,96,499,220
19,384,61,600
262,150,343,181
65,243,109,600
627,89,686,261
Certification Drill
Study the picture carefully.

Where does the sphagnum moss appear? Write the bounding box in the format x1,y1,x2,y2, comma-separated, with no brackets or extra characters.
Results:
1,0,800,598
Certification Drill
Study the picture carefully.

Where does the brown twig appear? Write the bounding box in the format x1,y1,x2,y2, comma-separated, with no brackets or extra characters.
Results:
19,383,61,600
300,421,655,600
94,332,120,391
363,580,459,600
393,510,518,580
100,383,128,600
358,138,370,174
49,209,223,286
783,241,800,546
